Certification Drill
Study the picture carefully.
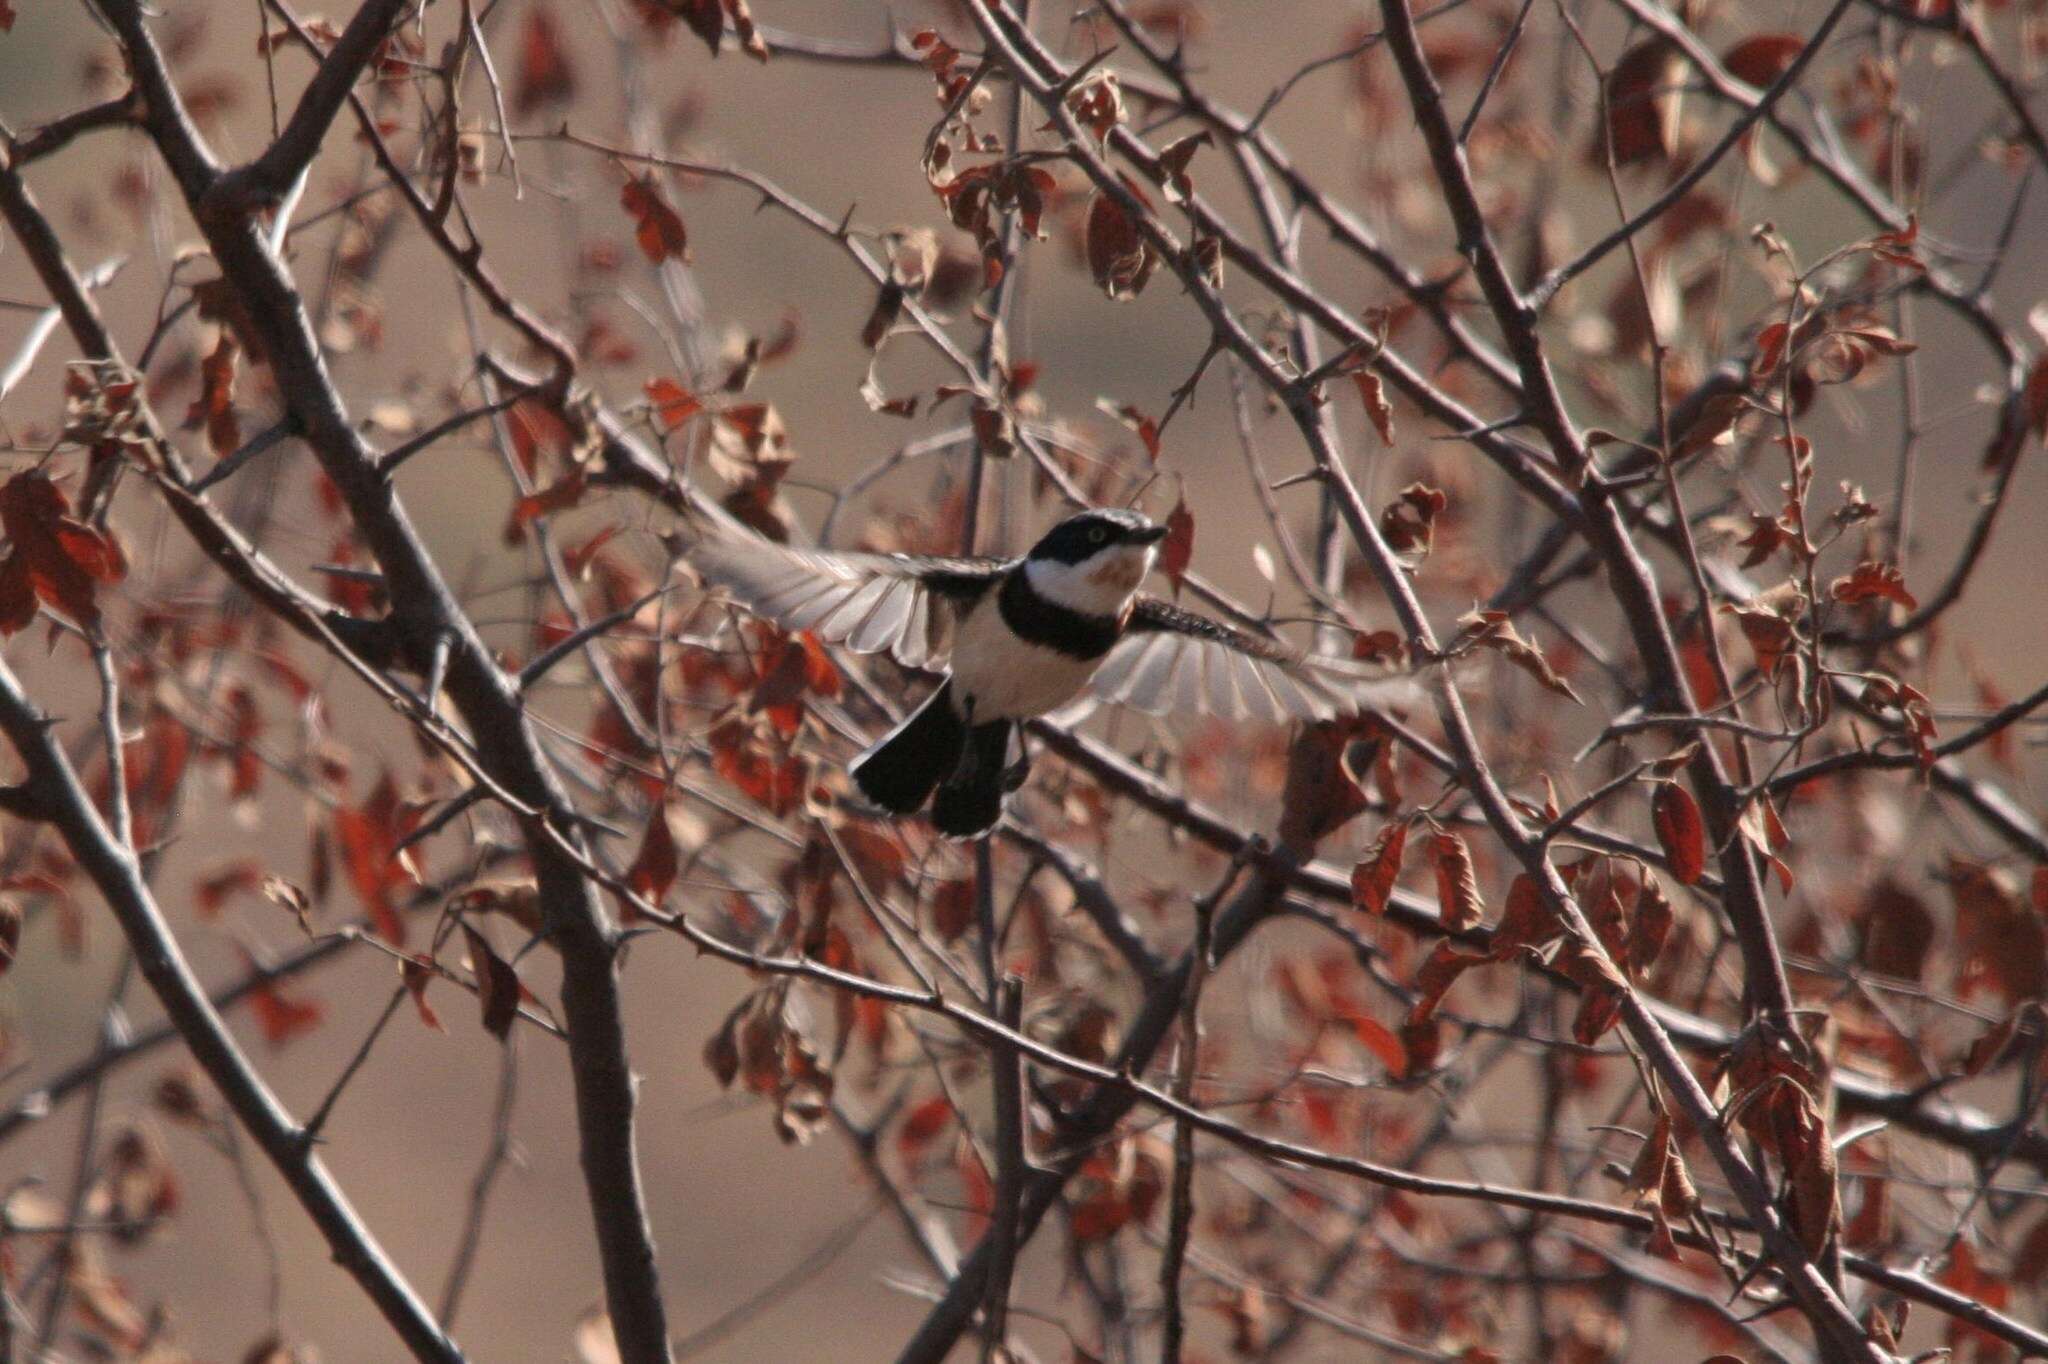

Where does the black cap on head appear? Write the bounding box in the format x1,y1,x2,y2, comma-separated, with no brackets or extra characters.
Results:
1026,509,1167,564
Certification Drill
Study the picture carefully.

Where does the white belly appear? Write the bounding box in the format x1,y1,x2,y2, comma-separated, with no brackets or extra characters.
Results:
947,594,1101,720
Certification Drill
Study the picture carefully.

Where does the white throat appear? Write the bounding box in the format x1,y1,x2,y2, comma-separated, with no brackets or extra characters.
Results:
1024,546,1154,616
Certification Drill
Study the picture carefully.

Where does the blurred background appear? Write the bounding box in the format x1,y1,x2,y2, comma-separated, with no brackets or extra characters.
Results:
1,0,2043,1359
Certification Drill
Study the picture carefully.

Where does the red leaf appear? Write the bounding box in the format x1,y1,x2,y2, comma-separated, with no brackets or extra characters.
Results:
896,1096,954,1162
462,924,521,1040
621,174,690,264
930,878,975,944
1379,482,1445,567
1829,560,1917,611
401,955,445,1032
183,333,241,457
1353,370,1395,445
1406,940,1488,1025
195,861,265,917
1100,400,1161,462
1629,875,1674,980
1350,822,1408,915
625,802,680,912
1431,831,1485,932
1557,941,1629,1044
1350,1014,1408,1079
1083,180,1158,301
333,773,417,945
0,470,127,633
1651,781,1706,884
1601,41,1682,165
1752,320,1791,382
707,718,805,816
513,10,576,114
505,398,570,477
1278,719,1377,848
645,376,703,431
503,468,589,543
0,556,34,635
1159,493,1194,596
1492,872,1563,958
2019,354,2048,449
1721,33,1806,86
243,959,324,1047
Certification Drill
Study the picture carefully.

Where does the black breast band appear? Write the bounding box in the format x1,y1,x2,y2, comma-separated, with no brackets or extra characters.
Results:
998,571,1121,660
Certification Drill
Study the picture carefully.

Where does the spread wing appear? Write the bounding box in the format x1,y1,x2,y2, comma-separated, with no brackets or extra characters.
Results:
1090,596,1415,723
682,528,1007,670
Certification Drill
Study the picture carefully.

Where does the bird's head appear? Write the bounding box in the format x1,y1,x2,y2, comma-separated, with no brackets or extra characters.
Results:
1022,509,1168,614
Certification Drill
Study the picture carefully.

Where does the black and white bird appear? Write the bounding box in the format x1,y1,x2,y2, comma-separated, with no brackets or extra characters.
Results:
680,507,1412,838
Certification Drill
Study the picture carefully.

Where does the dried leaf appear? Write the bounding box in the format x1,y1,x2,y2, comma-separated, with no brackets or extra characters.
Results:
620,174,689,264
1829,560,1917,611
1278,719,1376,849
1558,940,1629,1044
1601,41,1683,165
1350,1014,1408,1079
1353,370,1395,445
1406,940,1489,1025
1379,483,1444,568
0,470,128,634
1066,70,1125,143
1431,831,1485,932
258,873,314,931
1350,821,1408,915
462,924,521,1040
1651,781,1706,885
1491,873,1562,957
625,802,680,913
184,332,241,456
1628,874,1673,979
1721,33,1806,86
1156,129,1209,204
1097,399,1161,462
1083,180,1158,301
513,10,575,113
896,1096,954,1163
503,468,590,543
244,959,324,1047
1159,492,1194,596
401,955,444,1032
645,377,703,431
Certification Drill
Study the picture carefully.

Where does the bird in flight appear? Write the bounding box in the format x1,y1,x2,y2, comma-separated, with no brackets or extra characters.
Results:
681,506,1413,838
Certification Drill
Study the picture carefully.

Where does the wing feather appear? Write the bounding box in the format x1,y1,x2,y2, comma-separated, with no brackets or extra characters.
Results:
1170,644,1209,714
816,575,894,641
1117,632,1182,713
682,526,1004,668
1091,596,1415,721
849,579,914,654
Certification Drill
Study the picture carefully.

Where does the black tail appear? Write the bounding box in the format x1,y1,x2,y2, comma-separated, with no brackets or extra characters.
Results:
850,682,966,815
930,720,1012,839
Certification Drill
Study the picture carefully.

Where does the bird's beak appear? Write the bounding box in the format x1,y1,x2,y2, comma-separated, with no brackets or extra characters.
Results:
1130,523,1170,545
